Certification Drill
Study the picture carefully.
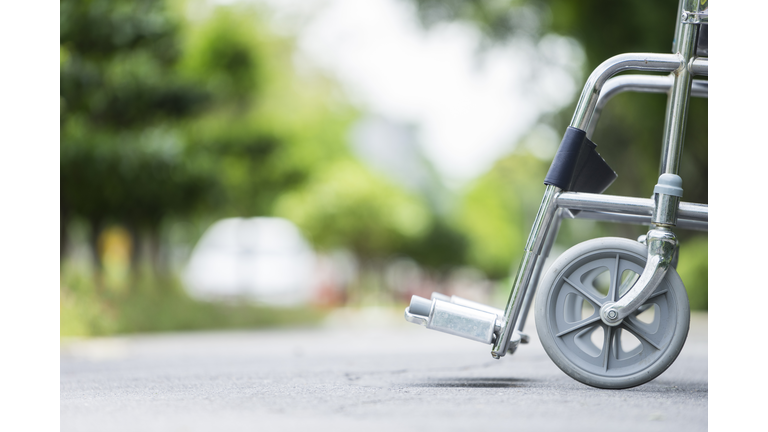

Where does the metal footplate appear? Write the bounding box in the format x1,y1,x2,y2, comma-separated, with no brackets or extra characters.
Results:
405,293,528,352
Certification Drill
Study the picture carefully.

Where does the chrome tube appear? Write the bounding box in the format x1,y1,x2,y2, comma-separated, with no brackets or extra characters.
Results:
678,201,709,221
600,74,674,103
555,192,708,222
557,193,654,217
514,208,564,337
672,0,684,53
587,75,671,138
491,185,560,358
564,210,708,231
690,57,708,76
658,21,699,176
586,75,708,138
569,53,682,130
431,292,504,317
653,193,681,226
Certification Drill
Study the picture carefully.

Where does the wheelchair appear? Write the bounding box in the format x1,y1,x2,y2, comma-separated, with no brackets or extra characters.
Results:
405,0,708,389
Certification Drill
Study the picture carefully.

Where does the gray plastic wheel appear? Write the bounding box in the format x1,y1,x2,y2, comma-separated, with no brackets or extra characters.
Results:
535,237,690,389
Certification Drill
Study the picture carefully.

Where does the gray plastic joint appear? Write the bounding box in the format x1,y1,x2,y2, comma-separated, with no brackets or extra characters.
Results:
652,174,683,225
653,173,683,197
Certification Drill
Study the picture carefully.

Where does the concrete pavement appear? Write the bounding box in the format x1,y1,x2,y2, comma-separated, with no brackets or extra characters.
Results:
61,308,707,432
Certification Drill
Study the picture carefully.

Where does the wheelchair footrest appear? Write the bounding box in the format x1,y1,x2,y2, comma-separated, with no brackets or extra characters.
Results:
406,295,500,344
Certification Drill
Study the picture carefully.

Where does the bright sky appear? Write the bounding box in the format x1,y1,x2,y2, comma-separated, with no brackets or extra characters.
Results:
256,0,585,184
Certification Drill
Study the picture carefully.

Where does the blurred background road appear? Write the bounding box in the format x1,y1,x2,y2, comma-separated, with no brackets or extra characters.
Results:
61,310,707,432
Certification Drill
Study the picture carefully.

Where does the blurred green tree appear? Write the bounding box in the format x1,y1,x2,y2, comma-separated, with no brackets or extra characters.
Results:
60,0,355,270
675,235,708,310
274,158,432,263
175,4,356,217
61,0,215,266
454,147,550,279
274,158,452,303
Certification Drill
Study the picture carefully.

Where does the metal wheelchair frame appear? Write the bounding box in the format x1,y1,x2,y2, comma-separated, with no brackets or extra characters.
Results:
405,0,708,378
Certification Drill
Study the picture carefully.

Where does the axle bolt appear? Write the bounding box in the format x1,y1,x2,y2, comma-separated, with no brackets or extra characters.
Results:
607,310,618,320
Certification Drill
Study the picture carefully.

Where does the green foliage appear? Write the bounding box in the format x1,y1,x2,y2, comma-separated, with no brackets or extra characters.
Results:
455,150,550,279
60,0,180,67
60,260,326,337
399,219,469,271
675,235,708,311
408,0,542,42
179,7,265,98
409,0,680,61
61,118,215,228
179,65,356,216
60,0,214,237
60,0,206,128
274,159,432,261
61,0,358,260
457,171,521,279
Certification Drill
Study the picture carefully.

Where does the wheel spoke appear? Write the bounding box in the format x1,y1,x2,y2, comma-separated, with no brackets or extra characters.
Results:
563,276,603,307
556,316,602,337
629,290,666,317
621,320,662,350
613,328,622,358
610,254,620,302
601,325,614,371
634,303,653,315
646,288,668,302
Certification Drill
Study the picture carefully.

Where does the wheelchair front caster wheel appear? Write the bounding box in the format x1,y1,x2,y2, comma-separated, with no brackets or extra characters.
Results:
535,237,690,389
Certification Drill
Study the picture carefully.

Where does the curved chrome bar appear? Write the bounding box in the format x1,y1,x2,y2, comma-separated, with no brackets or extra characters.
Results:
600,228,677,325
569,53,682,130
586,75,708,138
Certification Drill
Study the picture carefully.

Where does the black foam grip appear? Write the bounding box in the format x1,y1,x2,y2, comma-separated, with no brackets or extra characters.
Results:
544,127,617,194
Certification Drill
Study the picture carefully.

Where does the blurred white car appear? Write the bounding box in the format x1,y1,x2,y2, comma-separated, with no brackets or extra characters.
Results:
183,217,315,306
